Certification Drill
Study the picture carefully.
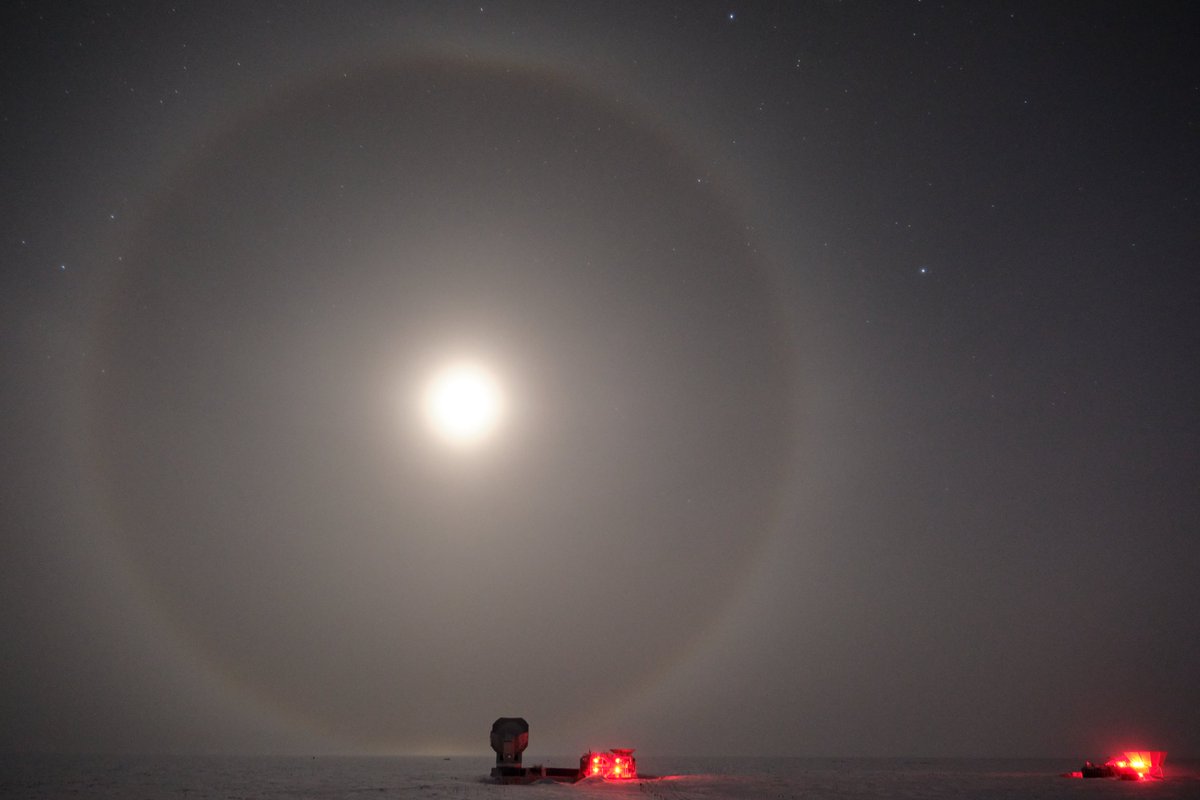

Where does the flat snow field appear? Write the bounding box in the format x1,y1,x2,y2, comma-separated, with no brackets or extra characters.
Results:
2,755,1198,799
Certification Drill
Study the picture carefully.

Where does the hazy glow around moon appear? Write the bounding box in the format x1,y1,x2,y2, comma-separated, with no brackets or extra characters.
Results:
421,361,505,446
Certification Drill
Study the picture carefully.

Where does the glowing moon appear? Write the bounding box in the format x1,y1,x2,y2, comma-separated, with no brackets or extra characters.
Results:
421,361,505,446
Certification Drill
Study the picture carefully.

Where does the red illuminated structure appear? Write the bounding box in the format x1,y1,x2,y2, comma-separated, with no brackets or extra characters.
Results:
580,748,637,780
489,718,640,784
1066,751,1166,781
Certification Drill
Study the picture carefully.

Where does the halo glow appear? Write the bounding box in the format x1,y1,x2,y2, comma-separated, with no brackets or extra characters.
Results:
421,362,504,446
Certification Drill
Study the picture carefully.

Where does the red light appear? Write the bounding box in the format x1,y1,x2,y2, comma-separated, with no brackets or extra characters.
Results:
580,749,637,780
1098,751,1167,782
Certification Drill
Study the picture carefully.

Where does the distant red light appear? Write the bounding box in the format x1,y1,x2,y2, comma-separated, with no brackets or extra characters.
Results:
1094,750,1167,781
580,749,637,780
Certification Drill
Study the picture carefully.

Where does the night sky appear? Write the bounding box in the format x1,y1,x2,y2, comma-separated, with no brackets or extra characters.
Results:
2,2,1197,758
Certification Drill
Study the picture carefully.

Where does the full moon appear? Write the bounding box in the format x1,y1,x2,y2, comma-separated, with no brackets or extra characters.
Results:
421,361,505,447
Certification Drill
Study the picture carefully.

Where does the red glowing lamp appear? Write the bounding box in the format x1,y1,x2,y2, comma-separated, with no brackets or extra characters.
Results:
580,748,637,780
1107,751,1165,781
1067,750,1166,781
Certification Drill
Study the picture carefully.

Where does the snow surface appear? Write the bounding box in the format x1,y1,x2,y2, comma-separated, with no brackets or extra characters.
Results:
1,755,1198,799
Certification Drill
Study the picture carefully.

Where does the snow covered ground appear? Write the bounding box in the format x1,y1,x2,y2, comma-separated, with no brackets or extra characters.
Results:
1,755,1198,799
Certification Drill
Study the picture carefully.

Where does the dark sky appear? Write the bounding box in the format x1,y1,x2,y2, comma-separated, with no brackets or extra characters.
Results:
2,1,1197,758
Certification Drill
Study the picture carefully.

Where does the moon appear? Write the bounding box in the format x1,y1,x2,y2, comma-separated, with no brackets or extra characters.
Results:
421,361,505,447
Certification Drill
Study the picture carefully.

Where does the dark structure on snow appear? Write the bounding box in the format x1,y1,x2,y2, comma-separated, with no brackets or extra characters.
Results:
488,717,638,784
489,717,529,771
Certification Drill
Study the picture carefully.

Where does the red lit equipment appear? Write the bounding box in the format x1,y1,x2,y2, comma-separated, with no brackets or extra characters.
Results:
1068,750,1166,781
580,748,637,780
490,718,639,784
